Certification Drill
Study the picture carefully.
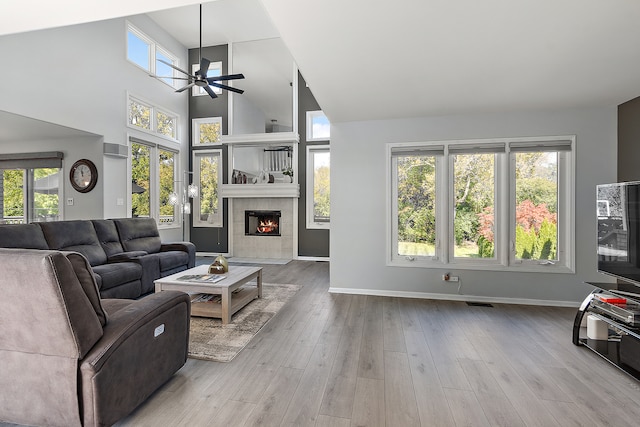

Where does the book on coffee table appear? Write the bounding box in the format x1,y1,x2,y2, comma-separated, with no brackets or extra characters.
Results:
175,274,225,284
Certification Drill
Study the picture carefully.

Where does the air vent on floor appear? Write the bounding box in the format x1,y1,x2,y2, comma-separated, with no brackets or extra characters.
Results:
466,302,494,307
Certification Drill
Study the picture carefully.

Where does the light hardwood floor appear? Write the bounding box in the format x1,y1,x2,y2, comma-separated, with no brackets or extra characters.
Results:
114,260,640,426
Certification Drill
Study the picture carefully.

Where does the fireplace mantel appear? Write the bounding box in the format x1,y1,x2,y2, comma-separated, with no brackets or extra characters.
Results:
221,183,299,198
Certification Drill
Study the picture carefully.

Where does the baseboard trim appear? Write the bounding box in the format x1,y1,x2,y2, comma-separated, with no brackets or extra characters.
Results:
296,256,330,262
196,252,230,258
327,287,581,308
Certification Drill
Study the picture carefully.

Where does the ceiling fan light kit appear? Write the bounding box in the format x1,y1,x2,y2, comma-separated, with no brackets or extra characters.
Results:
151,3,244,99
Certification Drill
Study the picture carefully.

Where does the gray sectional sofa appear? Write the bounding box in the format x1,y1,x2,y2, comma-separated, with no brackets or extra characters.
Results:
0,217,195,299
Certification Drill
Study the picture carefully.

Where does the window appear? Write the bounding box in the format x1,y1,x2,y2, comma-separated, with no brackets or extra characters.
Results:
192,62,222,96
0,152,64,224
131,140,178,227
127,22,178,88
127,94,179,142
192,150,222,227
306,111,330,141
306,145,330,229
389,137,574,272
192,117,222,146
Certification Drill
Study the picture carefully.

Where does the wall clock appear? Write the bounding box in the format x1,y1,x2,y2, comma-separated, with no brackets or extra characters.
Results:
69,159,98,193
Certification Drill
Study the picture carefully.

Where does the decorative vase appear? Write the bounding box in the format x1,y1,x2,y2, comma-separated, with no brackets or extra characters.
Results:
209,255,229,273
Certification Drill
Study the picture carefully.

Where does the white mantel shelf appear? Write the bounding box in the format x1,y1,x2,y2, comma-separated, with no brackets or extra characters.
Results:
221,183,300,198
221,132,299,145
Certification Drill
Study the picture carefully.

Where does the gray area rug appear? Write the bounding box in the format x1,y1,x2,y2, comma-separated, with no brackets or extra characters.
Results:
188,283,301,362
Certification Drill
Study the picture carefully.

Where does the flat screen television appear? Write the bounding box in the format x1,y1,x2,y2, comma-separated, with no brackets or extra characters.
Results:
597,181,640,286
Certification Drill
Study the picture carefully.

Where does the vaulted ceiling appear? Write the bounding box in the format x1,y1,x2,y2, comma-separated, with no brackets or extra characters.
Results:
2,0,640,125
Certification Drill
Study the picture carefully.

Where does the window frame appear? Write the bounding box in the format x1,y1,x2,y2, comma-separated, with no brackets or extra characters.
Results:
306,110,330,141
130,138,179,229
192,117,223,146
126,22,178,89
306,144,330,229
192,149,223,228
127,93,180,143
387,136,575,273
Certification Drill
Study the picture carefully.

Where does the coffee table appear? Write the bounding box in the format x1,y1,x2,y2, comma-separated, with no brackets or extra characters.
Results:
154,265,262,324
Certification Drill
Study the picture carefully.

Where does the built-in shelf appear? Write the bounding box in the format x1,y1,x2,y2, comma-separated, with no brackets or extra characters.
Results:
221,183,299,198
221,132,299,145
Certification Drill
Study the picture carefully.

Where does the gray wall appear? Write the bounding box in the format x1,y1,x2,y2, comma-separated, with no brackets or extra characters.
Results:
297,72,330,257
0,14,189,242
188,45,229,253
330,107,617,304
618,96,640,182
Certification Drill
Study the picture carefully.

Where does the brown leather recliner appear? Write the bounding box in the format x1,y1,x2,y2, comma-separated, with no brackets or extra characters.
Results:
0,248,191,427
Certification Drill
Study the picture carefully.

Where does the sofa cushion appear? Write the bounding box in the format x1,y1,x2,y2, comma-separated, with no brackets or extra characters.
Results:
91,219,125,257
0,223,49,249
92,262,142,292
39,220,108,266
113,218,162,254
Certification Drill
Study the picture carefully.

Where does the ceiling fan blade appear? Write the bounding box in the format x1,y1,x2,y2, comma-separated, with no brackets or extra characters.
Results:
198,57,210,78
203,84,218,99
157,58,193,77
207,73,245,83
209,82,245,95
175,83,195,93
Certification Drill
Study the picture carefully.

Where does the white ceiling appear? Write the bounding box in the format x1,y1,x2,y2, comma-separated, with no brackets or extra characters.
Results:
1,0,640,126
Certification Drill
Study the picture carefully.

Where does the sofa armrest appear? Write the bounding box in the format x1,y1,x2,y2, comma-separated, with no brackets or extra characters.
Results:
107,250,148,263
79,291,190,427
160,241,196,268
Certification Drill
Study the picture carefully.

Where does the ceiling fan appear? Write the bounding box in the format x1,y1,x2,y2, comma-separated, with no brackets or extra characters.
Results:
151,4,244,99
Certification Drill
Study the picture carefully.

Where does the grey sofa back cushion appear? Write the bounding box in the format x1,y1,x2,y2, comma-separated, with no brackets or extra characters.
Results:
0,223,49,249
0,249,104,359
39,220,108,266
114,218,162,254
91,219,125,257
64,252,108,327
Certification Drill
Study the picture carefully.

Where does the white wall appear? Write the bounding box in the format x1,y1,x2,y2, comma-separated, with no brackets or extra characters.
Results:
0,136,104,219
330,107,617,305
0,14,189,229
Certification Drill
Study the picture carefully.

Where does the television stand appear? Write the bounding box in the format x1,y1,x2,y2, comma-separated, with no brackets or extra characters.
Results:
573,282,640,380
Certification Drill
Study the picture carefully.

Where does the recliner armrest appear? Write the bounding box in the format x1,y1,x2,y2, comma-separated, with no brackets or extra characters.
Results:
160,242,196,268
107,250,148,263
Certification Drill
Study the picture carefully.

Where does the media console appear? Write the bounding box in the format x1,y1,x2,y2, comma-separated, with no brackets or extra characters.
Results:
573,282,640,380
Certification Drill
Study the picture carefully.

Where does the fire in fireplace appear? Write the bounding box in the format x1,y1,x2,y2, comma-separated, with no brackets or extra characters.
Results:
245,210,281,236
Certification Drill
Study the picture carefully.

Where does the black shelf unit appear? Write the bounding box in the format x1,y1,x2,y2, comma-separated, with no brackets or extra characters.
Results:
573,282,640,380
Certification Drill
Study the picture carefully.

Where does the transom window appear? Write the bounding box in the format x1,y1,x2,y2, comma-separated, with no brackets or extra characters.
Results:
192,62,222,96
128,94,179,142
389,136,574,272
306,111,330,141
126,22,178,88
192,117,222,146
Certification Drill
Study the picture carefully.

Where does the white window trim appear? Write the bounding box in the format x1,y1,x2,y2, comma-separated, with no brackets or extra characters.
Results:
192,149,223,228
129,137,180,229
127,93,180,143
387,136,575,274
306,110,330,141
192,117,223,146
306,144,330,229
192,62,223,96
126,21,179,89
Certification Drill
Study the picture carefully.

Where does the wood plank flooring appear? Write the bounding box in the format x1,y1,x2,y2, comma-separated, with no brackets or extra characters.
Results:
47,260,640,425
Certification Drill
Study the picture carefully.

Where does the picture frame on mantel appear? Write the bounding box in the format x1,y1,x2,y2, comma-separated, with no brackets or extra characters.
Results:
192,117,223,146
